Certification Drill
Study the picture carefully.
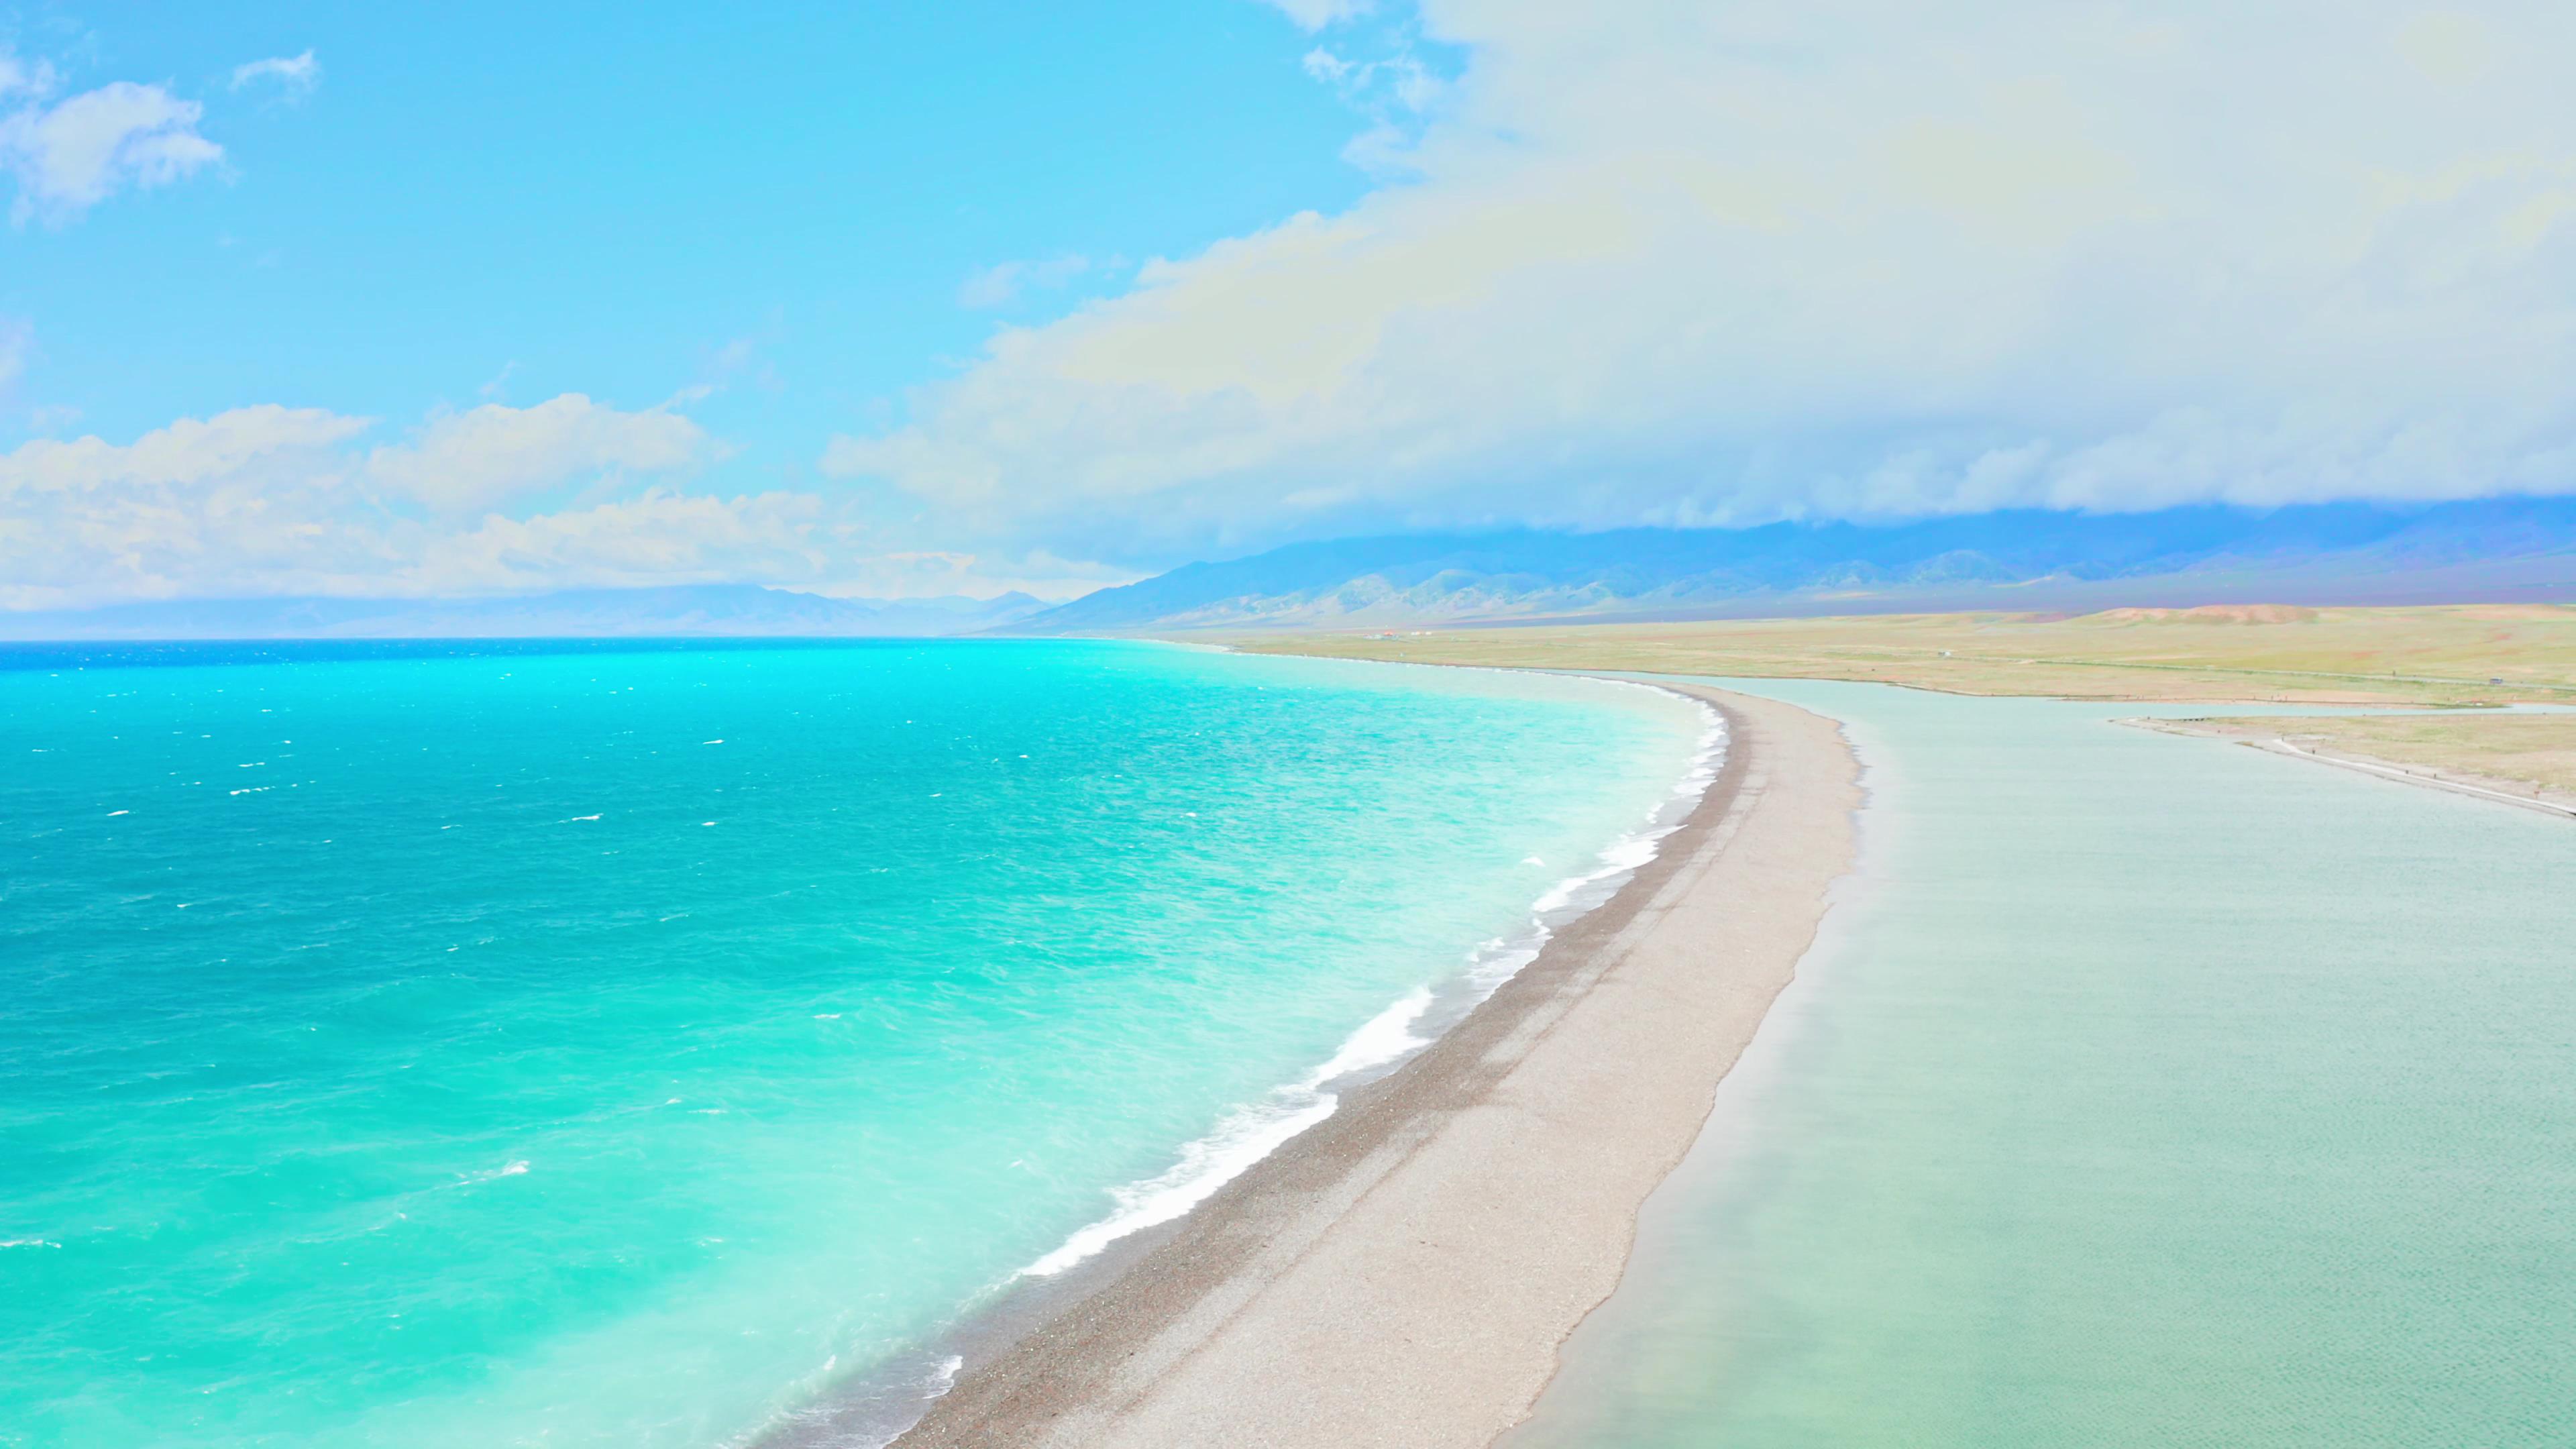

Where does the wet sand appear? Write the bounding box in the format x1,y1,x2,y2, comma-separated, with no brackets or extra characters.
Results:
893,685,1860,1448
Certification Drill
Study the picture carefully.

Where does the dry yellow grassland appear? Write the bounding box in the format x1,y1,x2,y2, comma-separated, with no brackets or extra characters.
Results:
1230,603,2576,707
1230,602,2576,806
2157,714,2576,804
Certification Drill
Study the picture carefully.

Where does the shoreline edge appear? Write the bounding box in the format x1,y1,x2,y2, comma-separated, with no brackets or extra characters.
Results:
889,684,1862,1449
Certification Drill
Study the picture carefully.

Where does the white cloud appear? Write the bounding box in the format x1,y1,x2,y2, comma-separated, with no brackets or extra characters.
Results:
0,406,372,606
958,255,1093,309
1,77,221,224
0,397,1106,609
368,394,714,513
1301,45,1442,115
0,51,59,101
230,50,320,97
413,490,833,594
0,405,368,497
1267,0,1373,30
825,0,2576,564
1301,48,1352,84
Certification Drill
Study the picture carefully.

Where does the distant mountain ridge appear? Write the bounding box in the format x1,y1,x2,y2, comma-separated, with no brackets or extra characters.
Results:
1011,500,2576,633
0,586,1050,641
13,501,2572,643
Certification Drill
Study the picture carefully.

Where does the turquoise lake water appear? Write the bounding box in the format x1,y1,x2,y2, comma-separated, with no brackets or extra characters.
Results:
1513,680,2576,1448
0,639,1709,1449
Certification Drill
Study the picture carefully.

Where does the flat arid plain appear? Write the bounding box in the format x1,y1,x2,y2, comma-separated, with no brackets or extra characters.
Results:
1238,603,2576,808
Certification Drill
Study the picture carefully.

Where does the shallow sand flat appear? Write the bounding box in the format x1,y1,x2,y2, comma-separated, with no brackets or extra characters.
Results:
895,686,1860,1448
2131,714,2576,818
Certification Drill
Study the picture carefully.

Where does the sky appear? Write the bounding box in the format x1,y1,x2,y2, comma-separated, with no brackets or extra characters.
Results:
4,0,2575,608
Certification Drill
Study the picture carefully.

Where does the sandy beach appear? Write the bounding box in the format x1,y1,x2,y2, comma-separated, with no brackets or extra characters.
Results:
895,684,1861,1448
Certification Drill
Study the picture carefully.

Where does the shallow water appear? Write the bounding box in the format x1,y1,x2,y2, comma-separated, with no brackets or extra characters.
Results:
0,639,1707,1448
1512,680,2576,1448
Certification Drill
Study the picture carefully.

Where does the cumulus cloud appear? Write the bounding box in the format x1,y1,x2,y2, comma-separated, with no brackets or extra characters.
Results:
230,50,320,97
0,406,373,606
0,405,367,496
366,394,713,513
825,0,2576,564
1,68,221,223
412,490,835,594
0,397,1106,609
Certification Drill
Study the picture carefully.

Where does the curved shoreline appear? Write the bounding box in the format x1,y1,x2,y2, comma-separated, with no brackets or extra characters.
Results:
2122,716,2576,819
1004,682,1725,1286
892,685,1862,1448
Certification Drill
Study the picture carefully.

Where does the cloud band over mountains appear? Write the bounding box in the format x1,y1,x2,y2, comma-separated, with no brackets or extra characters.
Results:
827,0,2576,561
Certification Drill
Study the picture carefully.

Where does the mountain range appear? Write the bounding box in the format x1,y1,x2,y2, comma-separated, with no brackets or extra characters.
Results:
1010,499,2576,633
6,500,2571,641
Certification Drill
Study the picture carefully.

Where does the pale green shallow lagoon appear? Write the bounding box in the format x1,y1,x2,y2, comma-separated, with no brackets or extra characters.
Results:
1514,680,2576,1449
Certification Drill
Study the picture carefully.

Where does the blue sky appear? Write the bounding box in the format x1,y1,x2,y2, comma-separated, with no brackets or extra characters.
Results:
5,1,2575,607
5,2,1374,476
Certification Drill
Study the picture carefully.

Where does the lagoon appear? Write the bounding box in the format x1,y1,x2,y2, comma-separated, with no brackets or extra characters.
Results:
1513,680,2576,1448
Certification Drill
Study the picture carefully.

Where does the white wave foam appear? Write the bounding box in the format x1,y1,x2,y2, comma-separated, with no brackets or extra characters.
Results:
1,1238,60,1249
1018,989,1434,1280
456,1160,529,1185
1417,688,1723,1008
1308,986,1434,1082
1012,685,1723,1292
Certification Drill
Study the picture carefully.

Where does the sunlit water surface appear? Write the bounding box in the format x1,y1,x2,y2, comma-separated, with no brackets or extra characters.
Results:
1,639,1707,1448
1513,680,2576,1449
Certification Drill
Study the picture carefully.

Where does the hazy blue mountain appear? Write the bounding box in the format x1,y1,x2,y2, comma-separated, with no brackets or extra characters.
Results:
0,586,1050,641
1011,499,2576,633
15,500,2571,643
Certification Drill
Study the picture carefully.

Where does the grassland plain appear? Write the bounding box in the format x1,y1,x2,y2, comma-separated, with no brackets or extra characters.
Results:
1231,603,2576,806
2138,714,2576,811
1229,604,2575,705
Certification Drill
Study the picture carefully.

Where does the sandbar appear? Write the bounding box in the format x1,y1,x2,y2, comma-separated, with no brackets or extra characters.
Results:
894,684,1860,1448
